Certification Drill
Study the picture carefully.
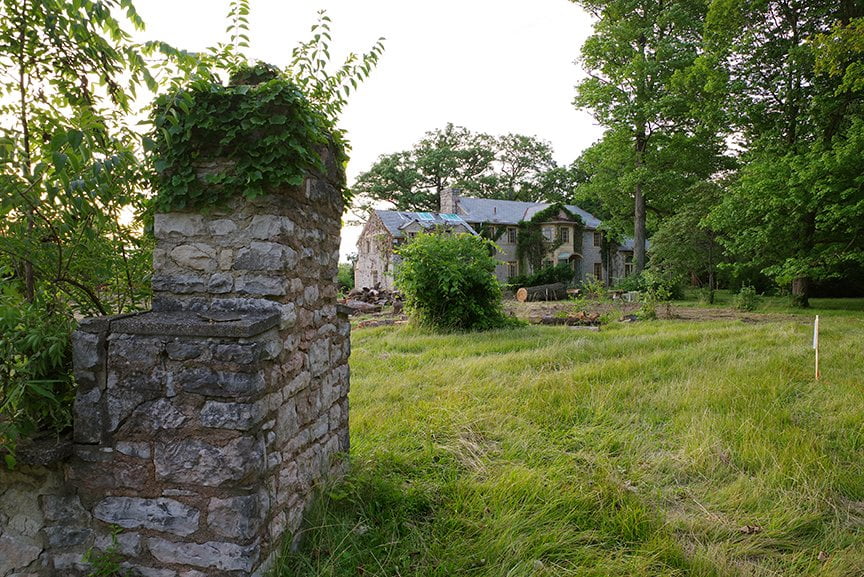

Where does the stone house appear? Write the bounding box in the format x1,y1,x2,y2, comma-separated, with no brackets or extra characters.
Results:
355,189,636,290
354,210,477,289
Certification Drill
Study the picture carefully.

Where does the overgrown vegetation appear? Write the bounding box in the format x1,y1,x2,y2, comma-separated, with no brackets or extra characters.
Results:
147,67,343,212
516,204,583,273
395,233,516,331
276,302,864,576
0,0,382,456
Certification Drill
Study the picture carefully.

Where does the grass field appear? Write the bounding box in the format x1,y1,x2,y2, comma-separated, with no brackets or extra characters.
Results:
273,300,864,576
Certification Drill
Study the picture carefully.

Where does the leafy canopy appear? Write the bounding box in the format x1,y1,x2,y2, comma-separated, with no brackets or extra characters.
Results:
352,124,579,214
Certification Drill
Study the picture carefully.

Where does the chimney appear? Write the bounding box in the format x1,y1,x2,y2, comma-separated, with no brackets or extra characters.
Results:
440,187,460,214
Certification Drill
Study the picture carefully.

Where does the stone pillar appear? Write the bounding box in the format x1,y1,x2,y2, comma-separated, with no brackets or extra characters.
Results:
65,147,350,576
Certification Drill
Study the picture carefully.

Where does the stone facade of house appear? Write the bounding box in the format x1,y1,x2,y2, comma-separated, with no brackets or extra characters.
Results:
355,189,634,289
354,210,476,290
0,148,351,577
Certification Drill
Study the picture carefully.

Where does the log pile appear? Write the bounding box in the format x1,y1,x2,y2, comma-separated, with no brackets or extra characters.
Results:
515,282,568,302
341,286,403,315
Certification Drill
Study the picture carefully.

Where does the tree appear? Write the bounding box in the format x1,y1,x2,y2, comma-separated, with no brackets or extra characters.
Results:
648,181,725,300
572,0,710,274
0,0,157,315
352,124,575,213
704,0,864,306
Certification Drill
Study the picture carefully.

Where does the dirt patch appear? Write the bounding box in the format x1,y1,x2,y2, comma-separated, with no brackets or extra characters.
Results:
503,298,800,324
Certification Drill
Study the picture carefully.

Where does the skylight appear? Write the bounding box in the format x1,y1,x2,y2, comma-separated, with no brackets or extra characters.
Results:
416,212,435,221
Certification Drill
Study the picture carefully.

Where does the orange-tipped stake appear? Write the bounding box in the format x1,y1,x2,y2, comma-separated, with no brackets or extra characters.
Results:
813,315,820,381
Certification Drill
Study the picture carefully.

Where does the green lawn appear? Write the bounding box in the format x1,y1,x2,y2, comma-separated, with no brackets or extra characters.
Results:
274,303,864,576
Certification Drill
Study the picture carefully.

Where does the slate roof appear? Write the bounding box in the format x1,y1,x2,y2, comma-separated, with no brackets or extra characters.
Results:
455,197,602,229
375,210,478,239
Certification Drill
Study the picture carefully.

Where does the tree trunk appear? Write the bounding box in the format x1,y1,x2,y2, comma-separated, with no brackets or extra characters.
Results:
633,126,647,274
515,282,567,302
791,277,810,308
17,0,35,302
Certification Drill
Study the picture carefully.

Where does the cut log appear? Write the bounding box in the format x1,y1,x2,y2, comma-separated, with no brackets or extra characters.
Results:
515,282,567,302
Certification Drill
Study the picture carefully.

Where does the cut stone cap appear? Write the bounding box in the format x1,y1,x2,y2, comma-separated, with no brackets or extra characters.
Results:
98,310,280,339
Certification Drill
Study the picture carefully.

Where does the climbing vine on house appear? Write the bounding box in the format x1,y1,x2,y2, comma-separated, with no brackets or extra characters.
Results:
516,204,583,272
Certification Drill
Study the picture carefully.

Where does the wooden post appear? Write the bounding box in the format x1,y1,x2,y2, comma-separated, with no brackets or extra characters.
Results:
813,315,820,381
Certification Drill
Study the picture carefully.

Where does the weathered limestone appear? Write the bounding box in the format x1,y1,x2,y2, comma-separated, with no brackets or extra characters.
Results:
1,144,350,576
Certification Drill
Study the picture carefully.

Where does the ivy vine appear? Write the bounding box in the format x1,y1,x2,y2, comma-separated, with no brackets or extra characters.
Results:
146,63,347,213
516,203,584,272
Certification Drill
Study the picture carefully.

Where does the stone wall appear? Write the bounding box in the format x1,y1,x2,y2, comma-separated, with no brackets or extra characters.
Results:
0,147,351,576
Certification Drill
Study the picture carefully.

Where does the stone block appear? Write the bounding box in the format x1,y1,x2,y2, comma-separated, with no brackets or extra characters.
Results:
207,494,263,540
234,242,296,271
208,218,237,236
248,215,294,240
0,534,42,575
175,367,265,398
308,340,330,377
72,330,103,371
154,213,206,239
95,531,142,556
235,274,287,296
73,386,103,444
169,244,218,272
123,398,188,431
115,442,152,460
207,273,234,293
147,538,259,572
120,564,177,577
93,497,199,537
200,401,262,431
43,525,93,548
154,437,262,487
152,273,207,294
212,343,259,364
41,495,89,524
165,340,206,362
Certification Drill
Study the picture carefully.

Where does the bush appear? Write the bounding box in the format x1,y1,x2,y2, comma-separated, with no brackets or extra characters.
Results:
395,233,516,331
617,270,685,300
0,289,75,462
337,263,354,293
506,263,574,291
580,276,608,300
733,285,761,311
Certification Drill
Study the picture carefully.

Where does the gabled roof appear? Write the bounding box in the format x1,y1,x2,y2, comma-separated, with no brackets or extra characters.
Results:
374,210,478,239
455,197,602,229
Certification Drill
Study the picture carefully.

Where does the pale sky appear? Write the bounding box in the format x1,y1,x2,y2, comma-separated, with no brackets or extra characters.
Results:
132,0,604,259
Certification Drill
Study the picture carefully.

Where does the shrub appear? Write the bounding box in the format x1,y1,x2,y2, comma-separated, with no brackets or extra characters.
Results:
395,233,515,331
506,263,573,291
0,290,75,462
580,276,608,300
618,270,685,300
733,285,761,311
337,263,354,293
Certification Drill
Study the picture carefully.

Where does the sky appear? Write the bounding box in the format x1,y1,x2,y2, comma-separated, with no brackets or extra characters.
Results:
132,0,605,259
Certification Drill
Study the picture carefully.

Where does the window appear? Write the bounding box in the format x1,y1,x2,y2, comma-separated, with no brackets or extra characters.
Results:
507,227,517,244
417,212,435,221
559,226,569,244
507,262,518,279
624,263,634,277
542,226,553,241
593,262,603,280
593,231,603,247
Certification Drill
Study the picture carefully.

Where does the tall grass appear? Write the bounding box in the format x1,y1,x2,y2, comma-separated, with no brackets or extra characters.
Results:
273,306,864,576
